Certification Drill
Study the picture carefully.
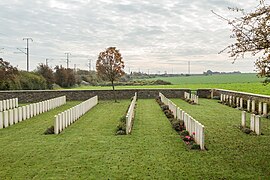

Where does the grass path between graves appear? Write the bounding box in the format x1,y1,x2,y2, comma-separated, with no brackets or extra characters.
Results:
0,99,270,179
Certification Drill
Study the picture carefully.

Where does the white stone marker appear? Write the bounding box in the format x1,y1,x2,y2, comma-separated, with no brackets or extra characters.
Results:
9,109,14,125
65,111,68,128
0,101,3,111
26,105,30,119
62,112,65,130
236,97,239,107
9,99,13,109
255,115,261,135
59,114,62,132
258,102,262,115
250,114,256,131
247,100,251,112
39,102,43,113
263,103,267,116
12,99,16,108
229,96,232,105
30,104,33,118
4,111,9,127
241,111,246,127
14,108,18,124
54,115,59,134
33,103,37,116
18,107,22,122
251,100,256,113
220,94,223,102
240,98,243,109
0,112,3,129
22,106,27,120
6,100,9,110
3,100,7,111
36,103,40,115
15,98,18,107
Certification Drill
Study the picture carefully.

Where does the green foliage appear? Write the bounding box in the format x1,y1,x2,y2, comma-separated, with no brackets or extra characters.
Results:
35,64,55,89
44,126,55,135
54,66,76,88
19,71,47,90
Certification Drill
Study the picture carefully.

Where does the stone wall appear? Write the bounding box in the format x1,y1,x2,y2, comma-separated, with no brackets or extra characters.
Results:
197,89,212,98
0,89,191,103
213,89,270,103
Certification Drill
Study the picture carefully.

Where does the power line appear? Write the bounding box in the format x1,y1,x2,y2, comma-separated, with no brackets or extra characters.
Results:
87,59,92,71
64,52,71,68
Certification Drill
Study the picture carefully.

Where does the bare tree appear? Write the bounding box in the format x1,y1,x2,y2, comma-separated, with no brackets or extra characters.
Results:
213,1,270,82
96,47,125,102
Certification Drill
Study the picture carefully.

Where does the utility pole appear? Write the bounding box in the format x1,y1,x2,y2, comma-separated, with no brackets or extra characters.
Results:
23,38,33,72
65,52,71,68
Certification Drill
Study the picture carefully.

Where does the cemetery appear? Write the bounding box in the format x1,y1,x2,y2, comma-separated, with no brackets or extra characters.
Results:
0,88,270,179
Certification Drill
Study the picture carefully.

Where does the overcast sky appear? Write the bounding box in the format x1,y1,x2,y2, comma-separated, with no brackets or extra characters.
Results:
0,0,263,74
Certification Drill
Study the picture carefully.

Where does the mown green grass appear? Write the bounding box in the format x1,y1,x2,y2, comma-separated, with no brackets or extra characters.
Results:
1,99,270,178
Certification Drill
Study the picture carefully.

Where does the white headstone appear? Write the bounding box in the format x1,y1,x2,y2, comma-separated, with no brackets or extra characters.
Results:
220,94,223,102
3,100,6,111
252,100,256,113
255,115,261,135
236,97,239,107
4,111,9,128
258,102,262,115
54,115,59,134
33,103,37,116
0,112,3,129
263,103,267,115
229,96,232,105
12,99,16,108
6,100,9,110
0,101,3,111
250,114,255,131
22,106,27,120
15,98,18,107
26,105,30,119
9,109,14,125
241,111,246,127
247,100,251,112
30,104,33,118
18,107,22,122
59,114,62,132
14,108,18,124
240,98,243,108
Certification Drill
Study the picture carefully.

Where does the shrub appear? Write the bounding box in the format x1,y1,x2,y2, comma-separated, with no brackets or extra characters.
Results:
20,71,47,90
191,144,201,149
180,130,189,136
171,119,181,131
44,126,54,135
161,105,169,111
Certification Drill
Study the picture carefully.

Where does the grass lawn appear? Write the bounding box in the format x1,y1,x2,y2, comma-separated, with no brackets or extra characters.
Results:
0,99,270,178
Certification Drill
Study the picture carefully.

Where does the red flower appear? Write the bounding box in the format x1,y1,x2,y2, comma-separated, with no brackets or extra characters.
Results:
192,132,195,135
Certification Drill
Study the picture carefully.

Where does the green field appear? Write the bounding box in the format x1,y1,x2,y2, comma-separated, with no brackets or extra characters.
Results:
1,99,270,178
66,73,270,96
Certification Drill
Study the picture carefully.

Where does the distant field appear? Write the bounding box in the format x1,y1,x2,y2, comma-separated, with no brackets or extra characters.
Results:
145,73,263,84
67,73,270,96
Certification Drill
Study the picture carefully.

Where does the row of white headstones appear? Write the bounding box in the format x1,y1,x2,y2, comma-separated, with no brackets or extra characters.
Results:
241,111,261,135
220,94,268,115
126,93,137,135
159,92,205,150
54,96,98,134
0,96,66,129
184,92,199,104
0,98,19,112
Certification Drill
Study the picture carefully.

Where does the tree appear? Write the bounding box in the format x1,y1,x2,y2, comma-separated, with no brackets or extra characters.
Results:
54,66,76,88
96,47,125,102
0,58,21,90
213,1,270,82
36,64,55,89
